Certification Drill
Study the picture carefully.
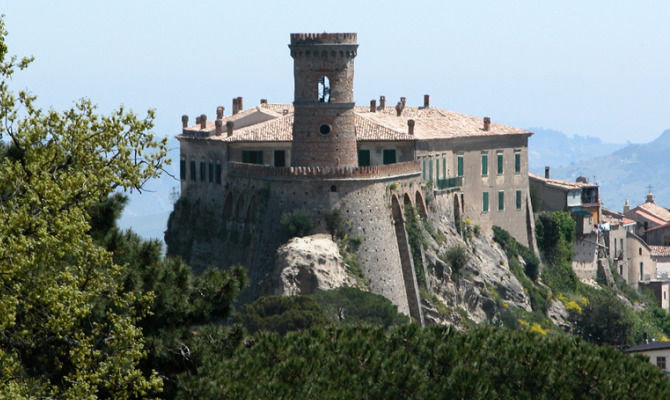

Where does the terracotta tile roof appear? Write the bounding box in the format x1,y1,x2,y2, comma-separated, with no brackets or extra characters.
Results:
632,209,668,226
354,106,530,139
632,202,670,223
650,246,670,257
179,103,531,143
622,217,636,225
528,173,598,190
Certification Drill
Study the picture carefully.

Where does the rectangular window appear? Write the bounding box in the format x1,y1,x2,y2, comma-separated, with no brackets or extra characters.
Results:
428,158,433,180
514,151,521,174
274,150,286,167
658,356,666,370
242,150,263,164
516,190,522,210
422,158,426,180
189,160,196,181
435,158,440,180
497,152,504,174
640,262,644,280
208,162,213,183
442,156,446,178
481,153,488,176
215,163,222,184
358,149,370,167
483,192,489,212
200,162,206,182
498,191,504,211
457,154,464,177
180,159,186,180
383,149,396,165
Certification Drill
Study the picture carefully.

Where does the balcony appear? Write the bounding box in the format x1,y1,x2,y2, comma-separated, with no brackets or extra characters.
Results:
436,176,463,191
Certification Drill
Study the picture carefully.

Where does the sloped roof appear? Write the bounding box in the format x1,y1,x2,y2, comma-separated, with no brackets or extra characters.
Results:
631,201,670,224
650,246,670,257
648,222,670,233
528,173,598,190
624,341,670,353
179,103,531,143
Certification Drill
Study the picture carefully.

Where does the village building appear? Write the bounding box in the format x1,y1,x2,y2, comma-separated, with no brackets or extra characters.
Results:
651,245,670,279
528,170,603,280
170,32,536,319
623,190,670,240
624,341,670,375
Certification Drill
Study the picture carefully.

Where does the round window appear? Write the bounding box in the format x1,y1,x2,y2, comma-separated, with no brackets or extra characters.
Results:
319,123,332,135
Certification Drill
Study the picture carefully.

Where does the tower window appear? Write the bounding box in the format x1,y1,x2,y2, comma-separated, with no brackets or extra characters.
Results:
318,76,331,103
319,123,332,135
383,149,396,165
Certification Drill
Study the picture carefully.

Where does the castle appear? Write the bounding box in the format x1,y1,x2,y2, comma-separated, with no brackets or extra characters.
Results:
167,33,536,322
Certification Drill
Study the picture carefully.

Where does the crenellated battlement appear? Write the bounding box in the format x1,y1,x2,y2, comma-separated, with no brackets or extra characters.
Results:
227,160,421,180
290,33,357,45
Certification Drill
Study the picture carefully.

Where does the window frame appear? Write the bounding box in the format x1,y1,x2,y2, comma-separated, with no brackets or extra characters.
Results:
516,189,522,210
481,152,488,176
497,151,504,175
483,192,489,213
514,150,521,174
498,190,505,211
457,154,464,177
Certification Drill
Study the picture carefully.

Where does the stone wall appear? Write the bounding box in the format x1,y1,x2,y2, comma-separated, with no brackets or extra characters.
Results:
166,168,424,320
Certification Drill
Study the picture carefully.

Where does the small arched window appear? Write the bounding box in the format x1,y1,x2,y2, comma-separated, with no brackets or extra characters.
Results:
318,76,330,103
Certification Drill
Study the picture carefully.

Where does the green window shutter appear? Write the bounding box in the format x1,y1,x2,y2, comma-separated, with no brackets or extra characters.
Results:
429,158,433,180
190,160,196,181
215,163,222,184
481,154,488,176
208,162,214,183
515,152,521,174
497,153,503,174
242,151,249,163
274,150,286,167
358,150,370,167
422,159,426,180
457,155,463,177
516,190,522,210
180,159,186,180
442,157,446,178
483,192,489,212
498,191,504,211
383,149,396,164
200,162,206,181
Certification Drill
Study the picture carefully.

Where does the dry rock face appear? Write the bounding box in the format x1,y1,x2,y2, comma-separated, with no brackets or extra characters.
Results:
274,234,357,296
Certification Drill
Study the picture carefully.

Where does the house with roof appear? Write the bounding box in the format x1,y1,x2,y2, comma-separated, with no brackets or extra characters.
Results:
624,190,670,240
651,245,670,279
528,169,602,280
167,32,536,318
624,341,670,375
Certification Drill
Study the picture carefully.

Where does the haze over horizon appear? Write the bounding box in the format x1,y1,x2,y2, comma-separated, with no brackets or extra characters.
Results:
3,1,669,147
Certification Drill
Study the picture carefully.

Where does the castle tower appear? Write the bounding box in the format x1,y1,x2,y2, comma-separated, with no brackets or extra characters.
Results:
289,33,359,168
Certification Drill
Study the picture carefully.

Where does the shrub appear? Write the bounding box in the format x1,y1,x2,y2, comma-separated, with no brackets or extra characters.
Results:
234,295,330,335
444,246,468,278
280,208,314,238
322,208,344,238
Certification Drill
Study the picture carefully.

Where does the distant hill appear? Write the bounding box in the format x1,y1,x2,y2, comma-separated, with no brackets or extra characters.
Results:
547,129,670,211
528,128,625,171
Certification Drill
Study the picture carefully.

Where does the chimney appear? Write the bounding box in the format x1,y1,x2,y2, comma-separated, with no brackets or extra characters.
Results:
237,96,243,112
370,99,376,112
226,121,234,137
215,119,223,135
483,117,491,131
423,94,430,108
195,115,201,125
216,106,224,119
379,95,386,110
232,98,239,115
400,97,406,107
260,98,267,104
181,115,189,129
408,119,415,135
395,102,403,116
545,166,550,179
199,114,207,129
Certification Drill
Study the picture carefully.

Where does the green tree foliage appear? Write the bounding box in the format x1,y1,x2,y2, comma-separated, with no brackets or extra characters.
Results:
443,245,469,278
235,295,330,335
0,18,168,397
177,324,670,399
280,208,314,238
403,202,426,287
88,193,248,398
535,212,579,292
571,289,636,347
312,287,409,328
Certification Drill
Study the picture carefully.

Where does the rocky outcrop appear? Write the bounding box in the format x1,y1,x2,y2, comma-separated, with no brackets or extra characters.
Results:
273,234,358,296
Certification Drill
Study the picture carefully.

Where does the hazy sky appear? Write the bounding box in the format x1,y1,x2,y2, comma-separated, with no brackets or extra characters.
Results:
3,1,669,143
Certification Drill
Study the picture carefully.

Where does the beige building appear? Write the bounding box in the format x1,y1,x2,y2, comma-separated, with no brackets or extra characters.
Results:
624,341,670,375
623,190,670,239
626,232,657,289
